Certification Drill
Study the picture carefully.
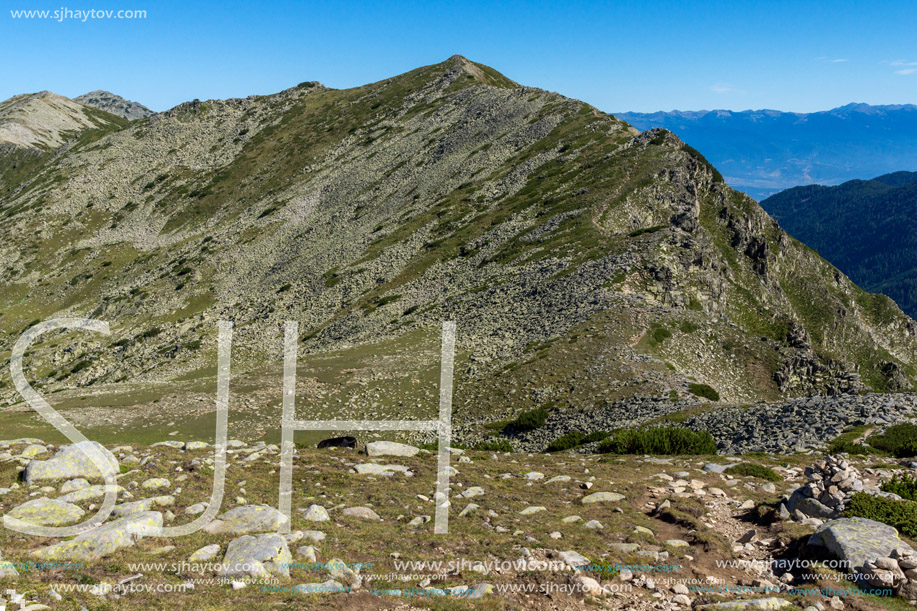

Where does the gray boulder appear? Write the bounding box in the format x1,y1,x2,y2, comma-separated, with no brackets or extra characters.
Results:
218,534,291,579
5,498,85,526
204,504,289,534
365,441,419,457
808,517,916,574
31,511,162,561
23,441,118,484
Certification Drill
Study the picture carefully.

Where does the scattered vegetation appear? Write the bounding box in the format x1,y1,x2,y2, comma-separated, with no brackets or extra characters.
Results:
474,439,513,452
723,463,783,482
596,427,718,455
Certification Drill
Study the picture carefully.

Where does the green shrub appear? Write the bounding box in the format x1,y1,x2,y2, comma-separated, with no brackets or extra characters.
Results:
826,440,877,456
894,439,917,458
688,383,720,401
678,320,699,333
868,423,917,456
475,439,513,453
546,431,584,452
504,406,550,434
596,427,717,455
645,323,672,347
845,492,917,538
544,430,608,452
724,463,783,482
881,473,917,501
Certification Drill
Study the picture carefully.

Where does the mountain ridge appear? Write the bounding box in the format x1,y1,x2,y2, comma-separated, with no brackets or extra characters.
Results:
1,56,916,446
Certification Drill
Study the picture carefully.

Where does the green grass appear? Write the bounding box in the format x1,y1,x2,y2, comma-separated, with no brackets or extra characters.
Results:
596,427,717,455
687,383,720,401
845,492,917,538
723,463,783,482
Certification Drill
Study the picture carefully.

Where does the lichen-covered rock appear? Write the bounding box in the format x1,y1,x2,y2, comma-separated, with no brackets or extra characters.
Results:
58,484,124,503
5,498,85,527
365,441,419,457
352,463,411,475
188,544,221,563
23,442,118,484
808,517,915,574
111,496,175,517
303,505,330,522
31,511,162,561
218,534,291,579
203,504,289,534
341,507,381,520
581,491,625,504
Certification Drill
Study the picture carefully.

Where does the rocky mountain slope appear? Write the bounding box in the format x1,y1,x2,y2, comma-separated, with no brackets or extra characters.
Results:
74,90,154,120
0,91,125,150
1,56,916,445
761,172,917,317
616,105,917,200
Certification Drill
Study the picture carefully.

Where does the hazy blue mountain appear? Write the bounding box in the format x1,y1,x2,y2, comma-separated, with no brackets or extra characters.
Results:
761,172,917,316
616,104,917,200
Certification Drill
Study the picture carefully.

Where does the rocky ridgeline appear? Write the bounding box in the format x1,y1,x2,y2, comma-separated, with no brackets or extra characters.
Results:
685,393,917,454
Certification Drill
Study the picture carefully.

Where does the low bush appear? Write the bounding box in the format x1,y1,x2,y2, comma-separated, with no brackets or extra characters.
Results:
504,406,550,435
881,473,917,501
724,463,783,482
688,383,720,401
868,423,917,456
544,431,608,452
845,492,917,538
475,439,513,453
596,427,717,455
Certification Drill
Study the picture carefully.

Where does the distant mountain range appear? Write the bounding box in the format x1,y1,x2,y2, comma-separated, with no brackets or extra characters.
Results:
616,104,917,200
761,172,917,316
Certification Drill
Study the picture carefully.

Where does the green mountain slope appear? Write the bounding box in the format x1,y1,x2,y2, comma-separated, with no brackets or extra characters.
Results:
1,56,916,443
761,172,917,318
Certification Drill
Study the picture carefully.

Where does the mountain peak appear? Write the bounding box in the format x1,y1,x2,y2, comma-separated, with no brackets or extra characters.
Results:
74,90,154,120
0,90,122,150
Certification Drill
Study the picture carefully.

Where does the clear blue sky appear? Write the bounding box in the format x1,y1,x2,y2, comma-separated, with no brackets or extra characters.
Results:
2,0,915,113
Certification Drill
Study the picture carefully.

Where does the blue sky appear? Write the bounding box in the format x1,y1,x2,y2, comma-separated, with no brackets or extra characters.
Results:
2,0,915,113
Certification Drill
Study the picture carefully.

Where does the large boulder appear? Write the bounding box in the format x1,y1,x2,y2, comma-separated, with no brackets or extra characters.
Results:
808,517,916,574
5,498,85,527
58,484,124,503
204,504,289,534
23,441,118,484
365,441,419,457
31,511,162,561
218,534,291,579
111,496,175,518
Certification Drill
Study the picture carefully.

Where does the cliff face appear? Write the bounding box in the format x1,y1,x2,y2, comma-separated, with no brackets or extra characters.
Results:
1,56,915,434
